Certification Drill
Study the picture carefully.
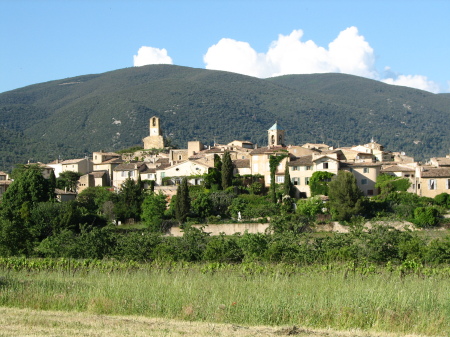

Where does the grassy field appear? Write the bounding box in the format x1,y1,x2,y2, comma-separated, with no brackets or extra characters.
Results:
0,261,449,336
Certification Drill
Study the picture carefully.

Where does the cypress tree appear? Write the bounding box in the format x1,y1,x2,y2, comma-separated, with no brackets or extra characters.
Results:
283,161,293,197
221,151,233,190
175,177,190,224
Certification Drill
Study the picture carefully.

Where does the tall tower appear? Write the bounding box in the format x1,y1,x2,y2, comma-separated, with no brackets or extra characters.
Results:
143,116,165,149
268,122,285,147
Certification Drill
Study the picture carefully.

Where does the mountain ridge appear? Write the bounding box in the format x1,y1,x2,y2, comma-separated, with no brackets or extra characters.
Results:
0,65,449,171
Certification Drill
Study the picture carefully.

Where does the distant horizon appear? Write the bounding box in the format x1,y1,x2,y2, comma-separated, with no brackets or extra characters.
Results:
2,1,450,94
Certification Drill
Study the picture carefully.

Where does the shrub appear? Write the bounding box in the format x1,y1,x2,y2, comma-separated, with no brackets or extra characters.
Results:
413,207,440,228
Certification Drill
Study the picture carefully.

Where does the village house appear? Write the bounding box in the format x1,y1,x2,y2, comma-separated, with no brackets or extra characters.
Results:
416,166,450,198
7,116,448,202
0,171,12,199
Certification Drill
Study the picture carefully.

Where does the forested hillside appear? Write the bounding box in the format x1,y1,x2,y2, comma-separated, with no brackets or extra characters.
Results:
1,64,449,171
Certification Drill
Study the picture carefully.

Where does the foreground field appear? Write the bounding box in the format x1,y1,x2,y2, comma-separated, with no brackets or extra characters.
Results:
0,307,439,337
0,260,449,336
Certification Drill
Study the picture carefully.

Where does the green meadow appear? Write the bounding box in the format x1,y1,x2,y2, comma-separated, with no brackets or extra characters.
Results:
0,259,448,336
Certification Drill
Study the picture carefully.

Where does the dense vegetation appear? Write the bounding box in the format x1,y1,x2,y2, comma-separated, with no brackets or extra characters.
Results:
0,165,449,266
0,165,449,335
1,65,450,171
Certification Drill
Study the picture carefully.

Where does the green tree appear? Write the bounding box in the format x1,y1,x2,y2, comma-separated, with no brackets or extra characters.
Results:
269,152,288,203
57,171,82,192
48,169,57,200
296,196,324,220
1,164,51,221
309,171,335,196
328,171,364,221
283,163,293,197
114,178,144,222
141,191,167,231
375,174,411,198
175,178,190,224
191,192,213,219
77,186,115,216
221,151,233,190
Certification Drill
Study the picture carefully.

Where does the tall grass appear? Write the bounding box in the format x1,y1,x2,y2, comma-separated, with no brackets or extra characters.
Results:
0,261,448,335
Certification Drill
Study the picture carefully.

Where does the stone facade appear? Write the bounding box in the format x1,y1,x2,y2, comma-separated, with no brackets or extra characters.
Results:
143,116,164,149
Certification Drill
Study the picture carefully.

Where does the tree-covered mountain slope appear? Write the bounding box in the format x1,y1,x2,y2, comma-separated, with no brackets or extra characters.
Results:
0,65,449,171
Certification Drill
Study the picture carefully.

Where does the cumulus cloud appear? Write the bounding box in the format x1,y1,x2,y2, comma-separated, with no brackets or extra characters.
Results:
204,27,377,79
133,46,173,67
382,74,440,94
203,27,444,93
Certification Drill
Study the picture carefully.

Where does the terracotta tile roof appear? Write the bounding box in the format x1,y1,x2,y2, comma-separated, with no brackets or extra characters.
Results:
89,171,107,178
381,165,415,173
340,162,382,168
61,158,86,165
100,158,123,165
54,188,77,195
432,157,450,166
233,159,250,168
114,162,147,171
421,168,450,178
141,167,156,174
250,146,288,155
288,155,313,166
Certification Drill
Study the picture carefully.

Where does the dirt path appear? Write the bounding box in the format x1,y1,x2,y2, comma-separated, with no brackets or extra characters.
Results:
0,307,430,337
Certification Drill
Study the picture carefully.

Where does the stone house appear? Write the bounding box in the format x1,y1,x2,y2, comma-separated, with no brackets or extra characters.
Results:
0,171,12,199
156,159,213,186
340,162,382,196
113,162,148,190
417,167,450,198
77,171,108,193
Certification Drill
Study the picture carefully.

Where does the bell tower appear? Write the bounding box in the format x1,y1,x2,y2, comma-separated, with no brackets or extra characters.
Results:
268,122,285,147
143,116,165,149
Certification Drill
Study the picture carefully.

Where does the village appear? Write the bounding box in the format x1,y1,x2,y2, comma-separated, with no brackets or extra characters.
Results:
1,115,450,202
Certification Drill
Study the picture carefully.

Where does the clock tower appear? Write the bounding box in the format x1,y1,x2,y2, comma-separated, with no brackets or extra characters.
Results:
143,116,165,149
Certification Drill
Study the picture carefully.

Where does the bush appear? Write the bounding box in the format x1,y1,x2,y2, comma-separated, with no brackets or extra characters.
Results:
413,207,440,228
434,193,450,208
203,234,243,263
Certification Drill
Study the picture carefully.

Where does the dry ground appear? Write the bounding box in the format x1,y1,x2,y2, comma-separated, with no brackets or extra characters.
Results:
0,307,437,337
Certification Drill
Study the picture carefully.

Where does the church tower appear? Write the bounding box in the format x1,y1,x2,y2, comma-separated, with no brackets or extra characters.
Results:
143,116,165,149
268,122,285,147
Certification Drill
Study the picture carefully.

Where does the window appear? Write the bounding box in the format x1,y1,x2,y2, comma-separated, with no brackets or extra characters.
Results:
305,177,310,185
292,177,300,185
428,179,436,190
446,179,450,190
323,162,329,169
0,175,5,181
121,171,127,177
367,190,374,196
276,176,285,183
361,179,368,185
292,166,299,171
306,166,311,171
178,155,182,160
161,172,165,178
130,171,135,177
363,167,369,173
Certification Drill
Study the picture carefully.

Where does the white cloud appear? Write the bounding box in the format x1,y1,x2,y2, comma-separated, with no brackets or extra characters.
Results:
203,27,445,93
133,46,173,67
203,38,267,77
204,27,377,79
382,75,440,94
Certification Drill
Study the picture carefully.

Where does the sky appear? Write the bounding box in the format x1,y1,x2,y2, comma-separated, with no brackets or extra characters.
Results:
2,0,450,94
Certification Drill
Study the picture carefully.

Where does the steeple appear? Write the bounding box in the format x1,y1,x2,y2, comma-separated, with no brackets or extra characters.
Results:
268,121,285,146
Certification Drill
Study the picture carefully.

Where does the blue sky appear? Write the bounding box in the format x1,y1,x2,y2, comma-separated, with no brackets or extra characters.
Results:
2,0,450,94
